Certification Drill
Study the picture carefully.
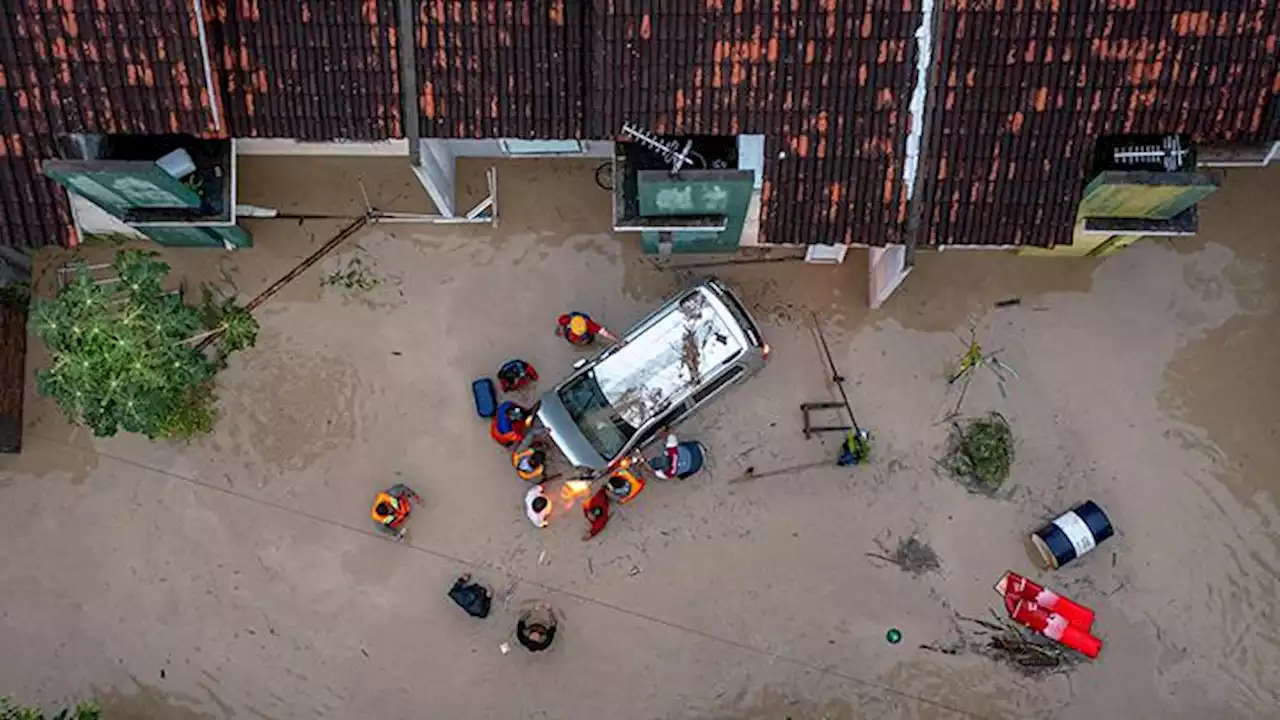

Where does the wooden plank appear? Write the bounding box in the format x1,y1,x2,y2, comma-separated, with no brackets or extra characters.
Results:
0,299,28,453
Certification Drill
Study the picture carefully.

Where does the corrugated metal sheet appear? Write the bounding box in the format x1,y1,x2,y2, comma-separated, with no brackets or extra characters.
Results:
919,2,1280,248
216,0,402,140
1,1,220,248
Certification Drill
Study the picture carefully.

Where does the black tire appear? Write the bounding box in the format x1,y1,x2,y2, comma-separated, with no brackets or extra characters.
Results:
595,162,615,191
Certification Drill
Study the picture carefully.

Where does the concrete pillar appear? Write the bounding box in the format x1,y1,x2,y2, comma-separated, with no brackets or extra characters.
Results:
869,244,911,309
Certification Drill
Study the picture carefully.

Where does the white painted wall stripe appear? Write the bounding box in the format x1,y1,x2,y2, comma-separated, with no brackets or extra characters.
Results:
191,0,222,133
903,0,936,202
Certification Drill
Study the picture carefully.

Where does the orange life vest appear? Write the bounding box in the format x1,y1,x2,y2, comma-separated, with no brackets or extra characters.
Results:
606,468,645,504
371,492,408,526
512,448,545,482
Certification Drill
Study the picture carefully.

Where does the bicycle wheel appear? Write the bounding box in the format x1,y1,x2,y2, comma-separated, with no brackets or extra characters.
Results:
595,161,615,191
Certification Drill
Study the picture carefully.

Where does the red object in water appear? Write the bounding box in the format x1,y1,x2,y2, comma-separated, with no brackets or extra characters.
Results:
997,571,1095,632
582,488,611,540
998,571,1102,659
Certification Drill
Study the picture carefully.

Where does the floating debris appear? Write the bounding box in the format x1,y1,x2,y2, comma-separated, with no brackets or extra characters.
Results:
941,412,1014,492
867,536,942,576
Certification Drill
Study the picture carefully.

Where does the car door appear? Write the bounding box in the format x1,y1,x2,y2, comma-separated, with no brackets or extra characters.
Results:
630,401,691,457
686,365,745,415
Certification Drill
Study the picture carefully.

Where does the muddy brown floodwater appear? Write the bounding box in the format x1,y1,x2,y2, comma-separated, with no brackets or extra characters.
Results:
1,159,1278,719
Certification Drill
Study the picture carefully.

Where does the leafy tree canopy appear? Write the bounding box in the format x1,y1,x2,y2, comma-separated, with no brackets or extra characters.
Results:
32,249,257,440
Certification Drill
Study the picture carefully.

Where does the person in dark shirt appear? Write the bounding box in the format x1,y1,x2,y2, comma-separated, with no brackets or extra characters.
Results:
516,603,558,652
447,574,492,619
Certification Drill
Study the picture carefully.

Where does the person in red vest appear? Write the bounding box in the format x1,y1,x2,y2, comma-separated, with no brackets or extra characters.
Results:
491,401,533,447
582,487,611,540
556,311,617,347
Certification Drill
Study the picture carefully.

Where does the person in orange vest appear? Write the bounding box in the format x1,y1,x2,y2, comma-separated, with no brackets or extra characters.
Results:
606,466,645,504
491,401,533,447
556,311,617,347
512,446,547,482
370,483,422,540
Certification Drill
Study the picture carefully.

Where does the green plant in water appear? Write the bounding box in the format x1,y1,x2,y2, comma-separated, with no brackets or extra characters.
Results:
0,282,31,310
942,412,1014,489
321,256,381,294
32,249,258,440
1,698,100,720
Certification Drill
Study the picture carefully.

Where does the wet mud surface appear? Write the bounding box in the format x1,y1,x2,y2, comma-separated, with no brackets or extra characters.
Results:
2,159,1278,719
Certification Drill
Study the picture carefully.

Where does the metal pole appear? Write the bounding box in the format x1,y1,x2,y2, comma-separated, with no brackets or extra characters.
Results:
810,311,861,434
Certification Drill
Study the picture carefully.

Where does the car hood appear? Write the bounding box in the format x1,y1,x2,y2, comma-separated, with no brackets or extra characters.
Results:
537,390,608,471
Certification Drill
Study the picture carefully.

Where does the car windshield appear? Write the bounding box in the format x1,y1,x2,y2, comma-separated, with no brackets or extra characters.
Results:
557,371,637,461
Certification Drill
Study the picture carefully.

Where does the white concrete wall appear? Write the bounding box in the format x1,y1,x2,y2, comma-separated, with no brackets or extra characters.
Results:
235,139,411,156
434,138,614,158
868,245,911,309
418,139,457,216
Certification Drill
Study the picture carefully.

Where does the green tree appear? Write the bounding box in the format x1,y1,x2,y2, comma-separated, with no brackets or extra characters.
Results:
32,249,258,440
0,698,99,720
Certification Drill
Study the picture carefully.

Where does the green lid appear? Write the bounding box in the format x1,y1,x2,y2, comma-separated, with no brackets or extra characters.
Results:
886,628,902,644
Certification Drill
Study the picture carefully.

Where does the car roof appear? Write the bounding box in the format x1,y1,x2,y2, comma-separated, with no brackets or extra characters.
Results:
593,285,744,429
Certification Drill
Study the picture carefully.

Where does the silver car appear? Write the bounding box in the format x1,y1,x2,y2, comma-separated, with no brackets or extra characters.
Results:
537,278,769,472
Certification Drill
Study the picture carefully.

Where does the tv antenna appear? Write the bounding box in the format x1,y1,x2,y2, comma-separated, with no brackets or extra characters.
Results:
622,122,701,175
1113,134,1189,172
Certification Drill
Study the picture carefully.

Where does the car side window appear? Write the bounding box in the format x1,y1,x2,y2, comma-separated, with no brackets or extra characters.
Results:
692,365,744,406
635,405,685,450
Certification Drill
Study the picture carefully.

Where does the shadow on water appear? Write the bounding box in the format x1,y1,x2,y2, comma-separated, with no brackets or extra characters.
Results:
695,685,855,720
92,682,218,720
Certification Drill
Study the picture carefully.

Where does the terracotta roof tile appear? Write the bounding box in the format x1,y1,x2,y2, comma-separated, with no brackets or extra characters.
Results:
918,2,1280,247
0,1,219,248
217,0,401,140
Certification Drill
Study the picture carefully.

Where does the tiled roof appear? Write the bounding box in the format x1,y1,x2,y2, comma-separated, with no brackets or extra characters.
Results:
1,1,220,248
4,3,1280,251
419,2,920,245
215,0,402,140
418,0,587,139
918,3,1280,248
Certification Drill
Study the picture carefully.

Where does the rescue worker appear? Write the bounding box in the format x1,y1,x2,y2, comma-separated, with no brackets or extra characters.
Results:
556,311,617,347
582,486,611,540
650,430,705,480
512,446,547,482
491,401,533,447
525,484,552,528
497,359,539,393
606,466,645,504
371,483,422,539
516,602,559,653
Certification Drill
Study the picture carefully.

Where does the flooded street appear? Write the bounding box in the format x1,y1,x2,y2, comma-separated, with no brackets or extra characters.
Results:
1,159,1277,719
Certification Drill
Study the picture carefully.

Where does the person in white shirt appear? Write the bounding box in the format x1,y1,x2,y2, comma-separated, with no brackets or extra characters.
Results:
525,484,551,528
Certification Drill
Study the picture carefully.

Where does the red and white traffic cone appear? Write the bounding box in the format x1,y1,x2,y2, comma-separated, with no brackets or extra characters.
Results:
996,572,1095,632
1006,596,1103,659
